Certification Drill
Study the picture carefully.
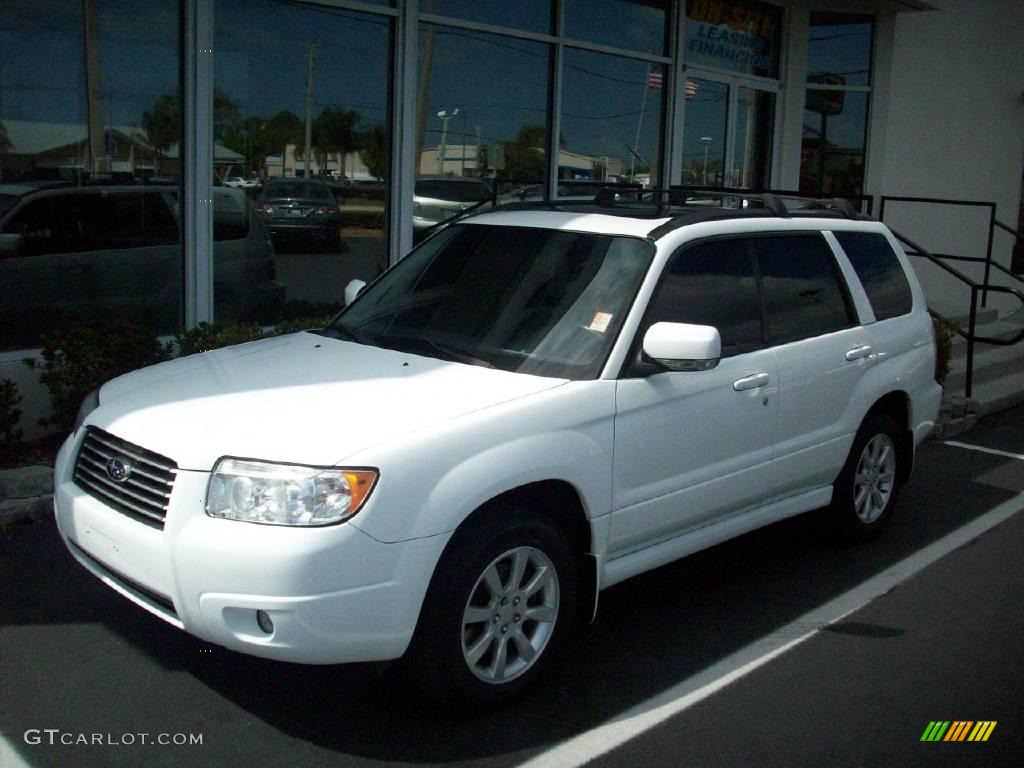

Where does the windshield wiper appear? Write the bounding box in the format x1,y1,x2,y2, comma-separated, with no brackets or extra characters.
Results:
388,335,493,368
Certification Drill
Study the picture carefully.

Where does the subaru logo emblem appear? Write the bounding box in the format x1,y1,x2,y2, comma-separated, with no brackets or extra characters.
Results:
106,456,132,483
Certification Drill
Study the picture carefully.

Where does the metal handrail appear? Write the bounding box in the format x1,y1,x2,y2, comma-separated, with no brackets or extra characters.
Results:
891,228,1024,397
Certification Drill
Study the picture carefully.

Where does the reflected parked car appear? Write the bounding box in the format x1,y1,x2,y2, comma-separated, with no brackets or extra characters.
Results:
0,185,285,349
256,178,344,252
223,176,261,190
413,176,494,242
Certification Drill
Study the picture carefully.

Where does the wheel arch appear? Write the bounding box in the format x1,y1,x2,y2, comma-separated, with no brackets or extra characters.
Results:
422,479,599,632
864,389,914,483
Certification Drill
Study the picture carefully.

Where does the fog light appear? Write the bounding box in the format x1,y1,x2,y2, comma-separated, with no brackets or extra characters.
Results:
256,610,274,635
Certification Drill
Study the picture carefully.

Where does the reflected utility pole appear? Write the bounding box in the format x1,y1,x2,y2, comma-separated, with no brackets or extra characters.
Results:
303,42,319,178
83,0,105,178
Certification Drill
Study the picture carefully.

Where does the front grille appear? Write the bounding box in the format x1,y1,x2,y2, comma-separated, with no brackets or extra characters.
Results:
73,427,177,529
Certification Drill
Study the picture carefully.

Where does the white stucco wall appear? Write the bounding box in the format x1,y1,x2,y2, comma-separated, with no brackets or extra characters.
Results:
878,0,1024,316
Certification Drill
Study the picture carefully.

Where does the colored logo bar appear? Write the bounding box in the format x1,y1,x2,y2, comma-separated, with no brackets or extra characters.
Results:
920,721,997,742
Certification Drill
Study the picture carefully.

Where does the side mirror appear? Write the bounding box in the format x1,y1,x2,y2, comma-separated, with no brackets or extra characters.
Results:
0,233,25,255
642,322,721,371
344,279,367,306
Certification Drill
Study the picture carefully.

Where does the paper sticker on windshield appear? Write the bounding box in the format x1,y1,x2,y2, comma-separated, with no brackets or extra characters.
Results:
589,312,613,333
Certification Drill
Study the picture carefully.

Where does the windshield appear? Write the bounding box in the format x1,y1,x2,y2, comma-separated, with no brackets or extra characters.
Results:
326,224,653,379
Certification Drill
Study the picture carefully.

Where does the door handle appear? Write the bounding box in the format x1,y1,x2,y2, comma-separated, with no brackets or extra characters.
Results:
845,345,873,361
733,372,770,391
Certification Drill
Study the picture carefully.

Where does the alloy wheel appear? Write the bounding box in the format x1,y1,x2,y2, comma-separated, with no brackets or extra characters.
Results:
461,546,560,684
853,433,896,524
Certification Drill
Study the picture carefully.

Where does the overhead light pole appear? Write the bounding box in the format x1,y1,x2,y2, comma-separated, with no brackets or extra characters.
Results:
437,108,458,175
700,136,713,185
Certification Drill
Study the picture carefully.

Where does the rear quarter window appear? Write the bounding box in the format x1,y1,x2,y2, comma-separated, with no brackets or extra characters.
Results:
834,231,913,320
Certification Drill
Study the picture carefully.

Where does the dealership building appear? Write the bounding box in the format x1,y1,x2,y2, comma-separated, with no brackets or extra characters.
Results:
1,0,1022,433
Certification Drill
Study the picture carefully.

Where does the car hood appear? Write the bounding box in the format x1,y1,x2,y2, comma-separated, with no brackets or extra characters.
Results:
91,332,568,470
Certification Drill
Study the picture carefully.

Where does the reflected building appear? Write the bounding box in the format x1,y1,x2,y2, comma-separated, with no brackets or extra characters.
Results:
1,0,1022,434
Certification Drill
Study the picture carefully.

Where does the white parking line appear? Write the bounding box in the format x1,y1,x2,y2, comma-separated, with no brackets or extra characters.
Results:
0,732,31,768
517,490,1024,768
944,440,1024,462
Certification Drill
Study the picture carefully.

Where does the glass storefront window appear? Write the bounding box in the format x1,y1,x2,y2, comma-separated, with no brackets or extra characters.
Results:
0,0,183,351
214,0,392,324
680,78,728,187
807,12,873,88
801,13,874,197
800,90,869,197
420,0,552,35
731,87,774,189
415,24,550,242
684,0,782,79
564,0,668,56
560,49,664,189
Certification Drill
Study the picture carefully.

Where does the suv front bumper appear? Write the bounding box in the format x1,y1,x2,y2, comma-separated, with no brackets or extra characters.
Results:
53,432,447,664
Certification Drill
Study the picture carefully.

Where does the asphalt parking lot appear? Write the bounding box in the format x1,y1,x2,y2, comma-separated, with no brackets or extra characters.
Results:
1,405,1021,768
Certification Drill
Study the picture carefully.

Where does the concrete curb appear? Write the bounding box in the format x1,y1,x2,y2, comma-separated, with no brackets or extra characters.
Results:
0,465,53,527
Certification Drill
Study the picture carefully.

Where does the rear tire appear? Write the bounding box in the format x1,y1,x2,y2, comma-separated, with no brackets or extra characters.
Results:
830,412,903,542
408,510,578,706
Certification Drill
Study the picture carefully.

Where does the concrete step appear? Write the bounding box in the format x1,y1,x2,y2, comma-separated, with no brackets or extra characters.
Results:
943,328,1024,415
931,305,999,328
945,348,1023,391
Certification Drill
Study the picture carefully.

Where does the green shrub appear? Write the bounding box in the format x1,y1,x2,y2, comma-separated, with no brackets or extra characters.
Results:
175,322,265,356
0,379,23,459
932,314,957,385
25,323,171,434
271,316,332,335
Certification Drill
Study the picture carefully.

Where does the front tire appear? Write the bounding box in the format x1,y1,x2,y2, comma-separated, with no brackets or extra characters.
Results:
409,511,578,705
831,412,902,541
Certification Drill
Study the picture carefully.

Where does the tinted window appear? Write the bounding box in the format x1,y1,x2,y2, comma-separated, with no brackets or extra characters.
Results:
646,238,764,357
834,231,913,320
0,195,19,217
213,189,251,241
754,235,854,344
263,182,332,201
4,192,177,254
415,180,493,202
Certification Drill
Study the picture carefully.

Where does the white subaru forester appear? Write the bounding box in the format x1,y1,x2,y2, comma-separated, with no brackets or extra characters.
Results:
55,197,942,703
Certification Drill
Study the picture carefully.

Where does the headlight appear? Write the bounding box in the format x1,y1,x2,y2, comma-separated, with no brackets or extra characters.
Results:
74,388,100,433
206,458,377,526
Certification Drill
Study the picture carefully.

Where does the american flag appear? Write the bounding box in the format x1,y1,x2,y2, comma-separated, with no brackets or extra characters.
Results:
646,64,663,90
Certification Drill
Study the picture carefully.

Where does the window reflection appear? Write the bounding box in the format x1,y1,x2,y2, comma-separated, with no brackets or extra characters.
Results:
214,0,391,324
415,25,549,242
681,78,728,187
565,0,668,56
0,0,182,350
807,12,873,88
731,88,774,189
561,49,664,189
800,90,869,197
420,0,552,34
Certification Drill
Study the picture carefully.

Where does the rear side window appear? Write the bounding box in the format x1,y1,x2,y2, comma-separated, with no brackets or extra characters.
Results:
646,238,765,357
754,235,855,344
834,231,913,320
